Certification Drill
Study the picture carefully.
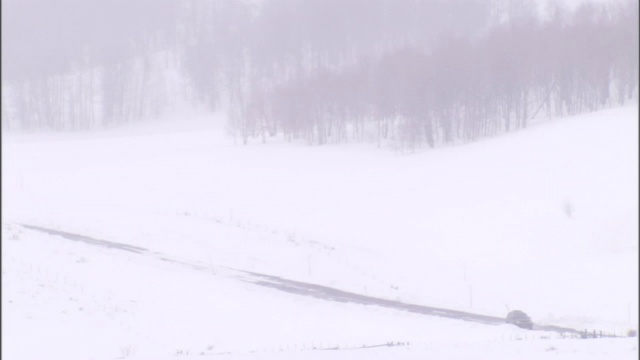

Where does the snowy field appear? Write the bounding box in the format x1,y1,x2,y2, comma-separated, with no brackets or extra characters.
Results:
2,105,638,359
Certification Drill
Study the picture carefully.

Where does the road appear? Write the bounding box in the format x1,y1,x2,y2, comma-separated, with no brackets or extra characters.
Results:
239,270,581,334
19,223,586,335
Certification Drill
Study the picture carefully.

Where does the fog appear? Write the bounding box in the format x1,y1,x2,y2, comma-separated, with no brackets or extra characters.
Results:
2,0,638,148
2,2,638,358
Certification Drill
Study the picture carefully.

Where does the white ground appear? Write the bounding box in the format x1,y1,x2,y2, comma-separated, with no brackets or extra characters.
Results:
2,105,638,359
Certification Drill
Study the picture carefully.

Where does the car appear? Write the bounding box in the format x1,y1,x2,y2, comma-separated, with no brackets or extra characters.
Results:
506,310,533,329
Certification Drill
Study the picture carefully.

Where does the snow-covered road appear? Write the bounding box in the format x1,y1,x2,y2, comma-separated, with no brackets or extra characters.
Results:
18,222,596,337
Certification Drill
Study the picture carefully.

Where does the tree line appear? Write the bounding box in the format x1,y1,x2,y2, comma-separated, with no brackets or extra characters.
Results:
1,0,637,151
1,0,494,130
234,0,639,149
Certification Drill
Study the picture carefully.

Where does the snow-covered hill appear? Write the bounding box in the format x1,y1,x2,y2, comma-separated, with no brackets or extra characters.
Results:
2,105,638,359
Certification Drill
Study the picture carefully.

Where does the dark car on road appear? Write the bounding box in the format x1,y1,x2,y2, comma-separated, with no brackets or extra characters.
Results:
506,310,533,329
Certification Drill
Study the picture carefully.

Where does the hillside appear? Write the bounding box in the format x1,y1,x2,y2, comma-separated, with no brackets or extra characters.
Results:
2,105,638,359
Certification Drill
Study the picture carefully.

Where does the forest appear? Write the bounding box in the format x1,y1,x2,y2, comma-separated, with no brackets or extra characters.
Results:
2,0,638,149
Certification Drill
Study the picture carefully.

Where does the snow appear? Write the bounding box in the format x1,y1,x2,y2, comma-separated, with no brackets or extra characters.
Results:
2,105,638,359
